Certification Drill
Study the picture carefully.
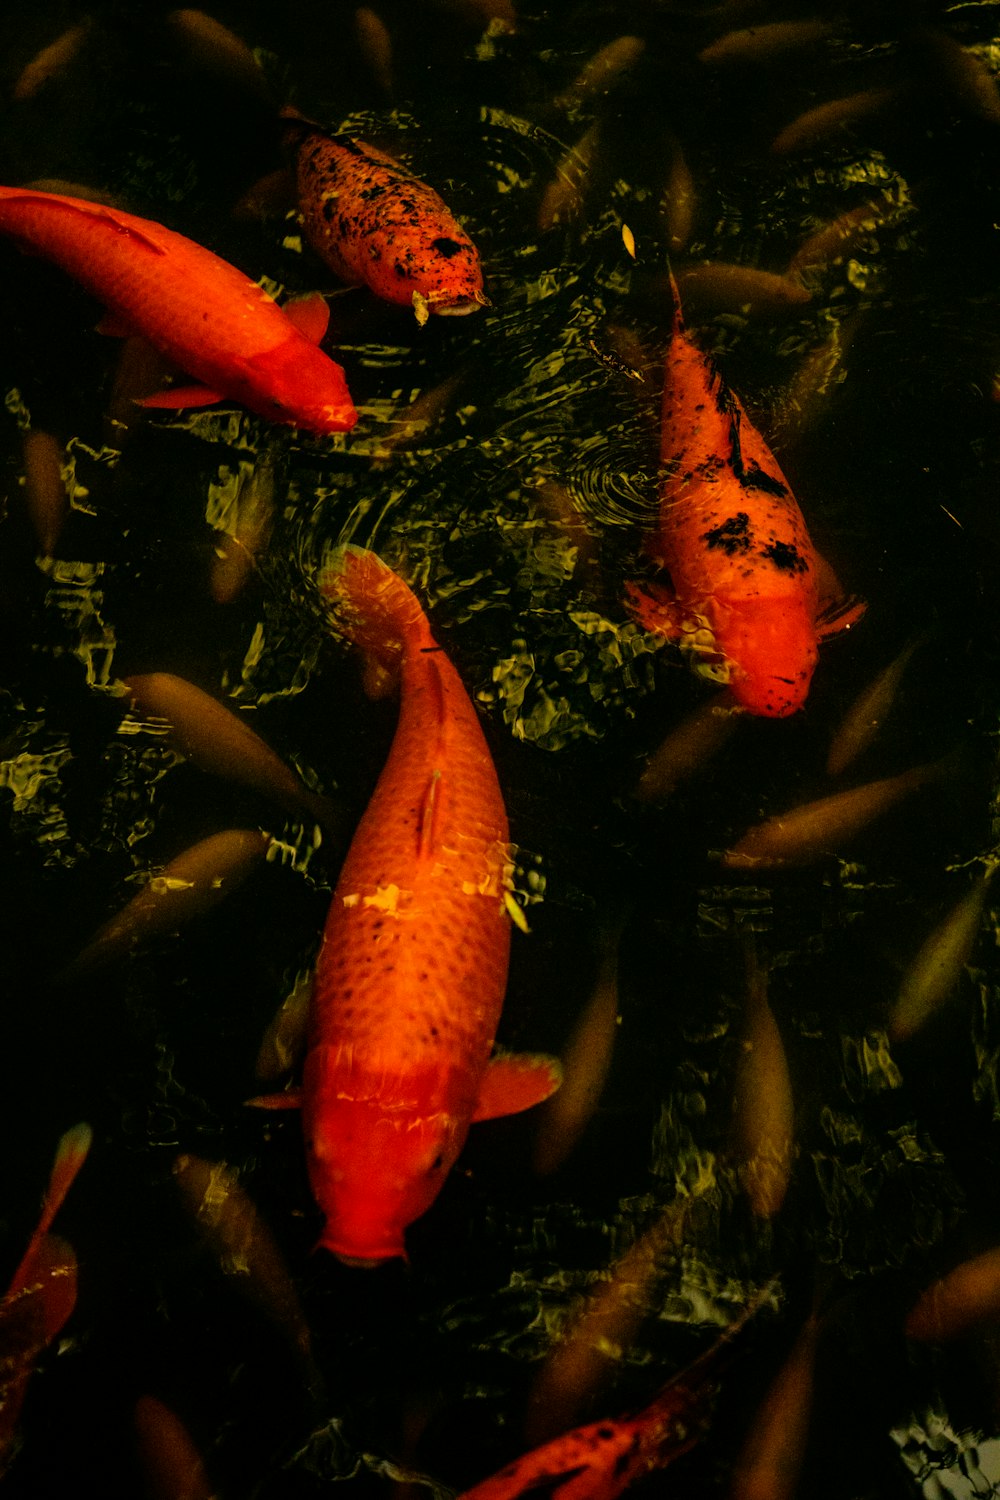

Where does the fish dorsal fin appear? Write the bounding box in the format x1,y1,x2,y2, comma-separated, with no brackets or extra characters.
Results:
2,192,170,255
472,1052,563,1123
282,293,330,345
418,769,443,860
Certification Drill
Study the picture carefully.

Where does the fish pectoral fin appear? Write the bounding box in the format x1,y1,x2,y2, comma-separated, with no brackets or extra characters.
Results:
472,1052,563,1123
95,309,138,338
139,383,227,410
625,579,685,639
244,1089,303,1110
282,292,330,345
816,592,867,641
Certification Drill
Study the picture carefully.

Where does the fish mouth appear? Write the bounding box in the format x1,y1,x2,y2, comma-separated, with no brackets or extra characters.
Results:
333,1251,400,1269
321,1234,407,1266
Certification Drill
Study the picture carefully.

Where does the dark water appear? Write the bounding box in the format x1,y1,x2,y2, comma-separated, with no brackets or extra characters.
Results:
2,1,1000,1496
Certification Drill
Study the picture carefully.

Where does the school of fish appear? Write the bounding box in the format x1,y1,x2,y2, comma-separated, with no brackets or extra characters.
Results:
1,3,999,1498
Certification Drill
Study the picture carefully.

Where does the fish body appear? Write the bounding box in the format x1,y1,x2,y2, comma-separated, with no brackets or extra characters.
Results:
306,549,558,1262
906,1245,1000,1341
629,279,861,716
723,759,945,869
0,186,356,433
283,112,485,320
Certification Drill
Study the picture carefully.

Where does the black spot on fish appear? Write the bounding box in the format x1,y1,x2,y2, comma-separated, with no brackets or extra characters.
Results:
515,1467,590,1499
431,236,463,258
741,459,788,497
702,512,752,555
322,200,336,222
762,540,808,574
360,184,387,201
612,1438,641,1477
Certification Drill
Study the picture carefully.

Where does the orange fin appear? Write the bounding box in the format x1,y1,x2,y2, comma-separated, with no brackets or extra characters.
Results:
31,1236,78,1346
5,1122,91,1304
140,383,226,410
625,579,685,639
816,593,866,641
96,309,138,338
418,770,442,859
282,293,330,345
245,1089,303,1110
472,1052,563,1123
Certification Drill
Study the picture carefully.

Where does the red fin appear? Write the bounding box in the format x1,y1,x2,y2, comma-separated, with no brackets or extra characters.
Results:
282,293,330,345
139,384,226,410
418,769,442,860
96,309,138,338
232,166,297,220
625,579,685,638
245,1089,303,1110
472,1053,563,1123
5,1122,91,1304
30,1236,78,1346
816,593,866,641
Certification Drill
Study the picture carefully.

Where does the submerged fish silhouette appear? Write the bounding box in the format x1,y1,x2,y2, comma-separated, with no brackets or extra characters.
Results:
0,185,357,433
628,275,862,716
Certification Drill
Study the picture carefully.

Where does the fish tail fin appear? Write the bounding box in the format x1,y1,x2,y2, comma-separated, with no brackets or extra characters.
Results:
642,1276,779,1436
318,546,432,669
5,1123,91,1303
667,263,686,336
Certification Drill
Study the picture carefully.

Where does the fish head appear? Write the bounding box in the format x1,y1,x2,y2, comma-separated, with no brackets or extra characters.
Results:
246,340,358,435
716,597,818,718
305,1093,466,1264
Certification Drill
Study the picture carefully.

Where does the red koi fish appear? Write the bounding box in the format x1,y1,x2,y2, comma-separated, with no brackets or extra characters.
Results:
0,186,357,433
628,277,862,716
0,1123,91,1469
257,548,559,1263
460,1295,763,1500
282,109,487,325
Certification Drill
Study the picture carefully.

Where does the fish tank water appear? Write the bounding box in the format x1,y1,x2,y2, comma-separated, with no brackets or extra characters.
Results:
1,1,999,1496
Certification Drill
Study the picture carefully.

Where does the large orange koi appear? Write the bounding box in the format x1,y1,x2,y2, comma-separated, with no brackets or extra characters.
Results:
628,278,862,716
0,186,357,434
282,110,487,325
261,548,559,1263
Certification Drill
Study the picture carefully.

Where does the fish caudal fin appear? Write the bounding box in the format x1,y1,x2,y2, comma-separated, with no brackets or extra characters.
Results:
472,1052,563,1122
5,1123,91,1304
318,547,432,669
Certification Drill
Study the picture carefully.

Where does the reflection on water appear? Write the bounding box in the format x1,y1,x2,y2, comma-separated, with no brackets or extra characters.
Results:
1,1,1000,1495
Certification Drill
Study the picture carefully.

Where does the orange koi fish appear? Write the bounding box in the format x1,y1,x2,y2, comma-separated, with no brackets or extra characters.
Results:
0,186,356,433
0,1123,91,1469
628,276,863,716
257,548,559,1263
281,110,487,324
463,1294,763,1500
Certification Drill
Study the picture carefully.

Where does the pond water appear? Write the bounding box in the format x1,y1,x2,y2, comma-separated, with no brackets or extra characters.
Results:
2,2,1000,1496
